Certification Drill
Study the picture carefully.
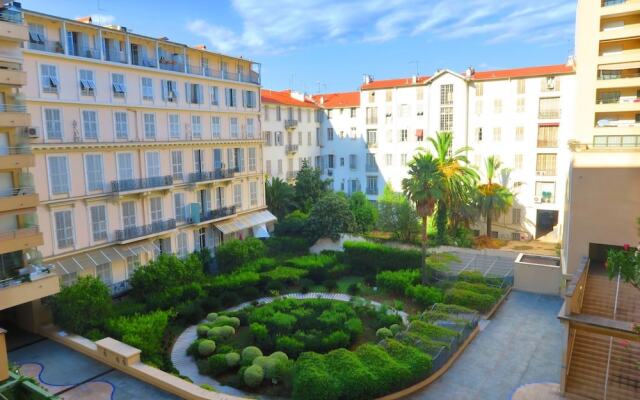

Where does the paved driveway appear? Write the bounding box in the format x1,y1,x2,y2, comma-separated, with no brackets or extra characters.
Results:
409,291,565,400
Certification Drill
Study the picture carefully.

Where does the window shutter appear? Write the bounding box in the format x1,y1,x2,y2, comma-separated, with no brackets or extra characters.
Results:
184,83,191,103
161,80,168,100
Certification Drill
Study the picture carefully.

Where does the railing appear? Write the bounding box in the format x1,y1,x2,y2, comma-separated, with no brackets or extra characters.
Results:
187,64,204,75
198,206,236,223
188,168,235,183
366,164,379,173
159,59,185,73
284,119,298,130
108,279,131,296
0,265,52,290
539,110,561,119
286,170,298,180
0,186,34,198
0,103,27,113
534,194,555,204
598,70,640,80
603,0,627,6
115,219,176,241
111,175,173,192
285,144,299,154
70,46,101,60
105,50,127,64
0,146,32,155
594,134,640,147
0,225,39,241
367,141,377,148
536,169,556,177
132,57,157,68
537,139,558,148
366,187,378,195
0,9,22,24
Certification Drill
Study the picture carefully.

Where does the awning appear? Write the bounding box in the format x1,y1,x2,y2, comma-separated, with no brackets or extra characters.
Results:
598,61,640,70
252,224,270,239
416,129,424,138
53,243,156,276
215,210,277,235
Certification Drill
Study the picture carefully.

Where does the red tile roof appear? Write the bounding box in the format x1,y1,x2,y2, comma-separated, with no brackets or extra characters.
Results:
312,92,360,108
471,64,574,81
360,76,430,90
261,89,317,108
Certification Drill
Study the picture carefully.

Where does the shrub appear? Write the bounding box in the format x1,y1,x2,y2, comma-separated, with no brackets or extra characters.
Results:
347,282,361,295
209,271,261,292
270,351,289,362
276,336,305,358
250,323,269,345
197,324,210,338
175,300,205,324
198,340,217,357
216,238,267,274
285,254,336,282
355,344,410,397
349,191,378,234
376,327,393,340
382,339,432,383
323,279,338,291
219,325,236,338
322,331,350,350
261,267,308,284
243,364,265,388
457,271,486,284
241,346,263,364
270,312,297,332
343,241,422,277
292,352,340,400
306,192,356,241
324,349,375,399
453,281,503,300
240,286,262,302
265,236,311,256
219,291,240,308
376,269,421,293
206,313,218,321
51,276,112,336
207,354,229,376
389,324,402,335
241,257,277,273
274,210,309,237
444,288,496,312
404,285,444,307
344,318,364,336
408,320,458,341
225,352,241,367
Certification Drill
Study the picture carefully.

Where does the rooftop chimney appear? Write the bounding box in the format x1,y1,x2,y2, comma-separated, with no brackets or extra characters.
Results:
412,75,417,84
465,67,475,78
194,44,207,50
363,74,373,85
76,16,93,24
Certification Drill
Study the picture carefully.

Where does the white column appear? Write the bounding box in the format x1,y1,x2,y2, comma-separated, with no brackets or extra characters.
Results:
97,29,104,61
183,47,188,73
125,34,131,65
61,22,68,55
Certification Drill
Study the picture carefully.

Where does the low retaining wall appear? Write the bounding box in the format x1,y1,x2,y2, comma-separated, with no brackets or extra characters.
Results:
514,261,562,295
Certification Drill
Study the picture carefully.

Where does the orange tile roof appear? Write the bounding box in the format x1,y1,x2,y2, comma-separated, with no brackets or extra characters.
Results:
312,92,360,108
261,89,317,108
360,76,430,90
471,64,574,81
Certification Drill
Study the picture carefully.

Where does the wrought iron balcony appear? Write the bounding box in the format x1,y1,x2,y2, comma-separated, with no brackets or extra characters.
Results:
285,144,299,155
199,206,236,223
111,175,173,193
366,187,379,195
69,45,101,60
0,9,22,24
116,219,176,242
284,119,298,130
286,170,299,180
188,169,235,183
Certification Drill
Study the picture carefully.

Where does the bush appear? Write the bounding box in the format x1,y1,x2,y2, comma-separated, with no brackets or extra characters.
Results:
404,285,444,307
444,288,496,312
457,271,486,284
408,320,458,341
207,354,229,376
354,344,410,397
274,211,309,237
250,323,269,345
376,327,393,340
198,340,217,357
175,300,204,324
292,352,340,400
225,352,241,367
51,276,112,336
276,336,305,358
209,271,261,292
219,291,240,308
376,270,421,294
243,364,265,388
347,282,361,295
453,281,503,300
382,339,432,383
305,192,356,241
390,324,402,335
344,318,364,336
343,241,422,277
322,331,350,350
206,313,218,321
197,324,210,338
261,266,308,284
265,236,311,256
216,238,267,273
324,349,375,399
285,254,337,282
241,346,263,364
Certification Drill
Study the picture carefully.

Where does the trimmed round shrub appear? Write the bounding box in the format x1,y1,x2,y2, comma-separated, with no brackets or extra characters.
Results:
243,364,265,388
376,327,393,340
198,339,216,357
225,352,241,367
206,312,218,321
219,325,236,338
270,351,289,362
241,346,263,364
250,322,268,343
344,318,364,336
197,324,211,338
207,354,228,375
275,336,304,358
228,317,241,329
390,324,402,335
207,327,223,340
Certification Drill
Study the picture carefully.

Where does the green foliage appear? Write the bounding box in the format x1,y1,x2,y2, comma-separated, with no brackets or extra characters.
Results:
274,210,309,237
607,247,640,287
349,191,378,233
404,285,444,307
197,340,217,357
250,322,268,345
344,318,364,336
276,336,305,358
292,352,339,400
408,320,458,341
377,185,421,242
444,288,496,312
225,352,241,367
208,270,261,292
285,253,337,282
265,236,311,256
206,313,218,321
343,241,422,277
241,346,263,364
51,276,112,337
457,271,486,284
381,339,432,382
207,354,229,375
375,269,420,293
294,159,332,213
266,177,296,220
216,238,267,274
453,281,503,300
389,324,402,335
306,192,356,241
261,266,308,284
197,324,210,338
376,327,393,340
476,156,514,236
243,364,265,388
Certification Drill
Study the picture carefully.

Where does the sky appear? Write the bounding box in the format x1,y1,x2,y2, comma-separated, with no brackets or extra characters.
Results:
24,0,577,93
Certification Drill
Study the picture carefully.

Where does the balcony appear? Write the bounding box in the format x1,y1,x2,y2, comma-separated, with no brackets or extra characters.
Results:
285,144,299,155
538,109,561,119
0,103,30,127
27,39,64,54
195,206,236,224
159,57,185,73
0,267,59,311
286,170,298,180
0,226,43,254
284,119,298,130
111,175,173,194
366,164,379,173
0,187,37,213
537,139,558,148
536,169,557,177
0,11,27,42
188,169,235,184
0,146,34,169
105,50,127,64
593,134,640,147
534,193,555,204
601,0,640,17
598,49,640,66
69,46,101,60
595,95,640,112
367,141,377,148
600,23,640,41
0,68,25,86
131,56,157,68
366,187,379,195
115,219,176,242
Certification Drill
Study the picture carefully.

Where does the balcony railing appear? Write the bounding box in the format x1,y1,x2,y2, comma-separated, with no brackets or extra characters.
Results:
285,144,299,154
0,103,27,113
105,50,127,64
0,186,34,198
603,0,626,6
286,170,298,180
284,119,298,130
366,164,379,173
539,110,561,119
366,187,378,195
199,206,236,223
367,141,377,148
0,265,52,290
69,46,101,60
534,193,555,204
108,279,131,296
28,39,64,54
116,219,176,241
0,10,22,24
536,170,556,177
189,169,235,183
132,57,157,68
111,175,173,193
0,146,31,156
537,140,558,148
594,134,640,147
0,225,39,241
159,58,185,73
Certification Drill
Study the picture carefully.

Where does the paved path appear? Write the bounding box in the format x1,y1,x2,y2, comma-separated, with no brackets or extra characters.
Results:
408,291,564,400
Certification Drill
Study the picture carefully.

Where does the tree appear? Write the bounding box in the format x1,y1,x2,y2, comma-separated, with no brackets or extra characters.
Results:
306,192,355,241
294,159,331,212
402,152,444,283
51,276,112,336
265,177,296,220
216,238,267,273
606,218,640,288
377,185,420,242
349,191,378,233
476,156,514,237
274,210,309,237
428,132,479,242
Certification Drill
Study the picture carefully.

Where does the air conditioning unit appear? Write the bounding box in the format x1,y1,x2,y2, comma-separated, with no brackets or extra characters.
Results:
25,127,39,138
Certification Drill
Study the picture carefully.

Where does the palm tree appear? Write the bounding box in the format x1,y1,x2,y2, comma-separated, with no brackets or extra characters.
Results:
428,132,479,241
402,152,444,283
265,177,295,220
477,156,513,237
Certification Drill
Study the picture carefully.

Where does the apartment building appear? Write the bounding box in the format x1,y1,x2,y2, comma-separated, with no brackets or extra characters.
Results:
18,8,272,297
261,90,320,181
0,2,58,334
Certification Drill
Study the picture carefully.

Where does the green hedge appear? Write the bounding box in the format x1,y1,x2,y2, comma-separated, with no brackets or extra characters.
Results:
453,281,503,300
375,269,420,294
404,285,444,307
444,288,496,312
343,241,422,277
261,266,308,284
216,238,267,273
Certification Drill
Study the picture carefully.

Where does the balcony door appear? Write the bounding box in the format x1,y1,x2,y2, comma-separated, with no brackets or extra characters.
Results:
0,133,8,155
213,148,223,170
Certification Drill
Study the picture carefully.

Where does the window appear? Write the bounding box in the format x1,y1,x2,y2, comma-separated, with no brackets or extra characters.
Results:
114,112,128,139
233,184,242,208
230,118,239,138
494,99,502,114
169,114,180,139
440,107,453,131
368,91,375,103
177,232,188,258
44,108,62,139
366,107,378,124
48,156,70,194
386,130,393,143
327,109,332,120
266,160,272,175
536,154,557,176
401,154,408,165
248,147,256,171
535,181,556,203
475,82,483,96
117,153,134,181
96,263,112,285
191,115,202,139
366,176,378,195
243,90,257,108
174,192,186,222
327,128,334,141
61,272,78,287
225,88,237,107
516,127,524,141
440,84,453,105
514,154,523,170
79,69,95,96
171,150,183,180
250,182,258,206
328,154,335,169
28,23,46,45
122,201,136,229
400,129,408,142
367,129,377,146
339,157,345,167
308,131,312,145
385,90,393,102
475,100,483,115
85,154,104,191
54,210,74,249
143,113,156,139
541,76,560,92
146,152,161,177
150,197,163,223
126,255,140,278
211,117,221,138
277,159,283,175
416,104,424,117
517,79,526,94
539,97,561,119
185,83,203,104
399,104,409,118
516,98,525,113
40,64,59,93
385,154,393,166
537,125,559,147
90,204,107,241
112,73,126,97
349,154,357,169
493,127,501,141
476,128,483,142
511,208,522,225
210,86,219,105
162,79,178,102
276,106,282,121
366,153,377,171
350,108,357,118
82,110,98,140
247,119,255,138
141,77,153,100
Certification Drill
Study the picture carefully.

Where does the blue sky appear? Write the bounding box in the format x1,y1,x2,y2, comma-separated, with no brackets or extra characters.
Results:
25,0,577,93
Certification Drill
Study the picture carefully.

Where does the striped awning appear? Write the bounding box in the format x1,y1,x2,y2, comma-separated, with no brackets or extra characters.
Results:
215,210,277,235
53,243,156,276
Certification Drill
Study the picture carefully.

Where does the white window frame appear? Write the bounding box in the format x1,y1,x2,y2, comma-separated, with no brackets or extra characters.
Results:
79,69,96,96
81,110,99,140
116,152,134,181
44,108,63,140
114,111,129,140
47,155,70,195
112,73,126,98
143,113,156,139
89,203,108,242
84,153,104,192
168,114,181,139
40,64,59,93
54,209,75,249
141,77,153,100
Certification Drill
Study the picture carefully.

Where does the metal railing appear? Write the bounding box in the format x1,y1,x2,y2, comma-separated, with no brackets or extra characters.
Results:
0,146,32,155
108,279,131,296
0,265,52,290
0,103,27,113
285,144,299,154
594,134,640,148
0,186,34,198
198,206,236,223
286,170,298,180
69,46,101,60
367,141,377,148
0,225,39,241
159,58,185,73
284,119,298,130
132,57,157,68
188,168,235,183
536,169,556,177
366,187,378,195
539,110,561,119
603,0,626,6
0,10,23,24
115,219,176,241
105,50,127,64
111,175,173,192
366,164,379,173
537,139,558,148
29,40,64,54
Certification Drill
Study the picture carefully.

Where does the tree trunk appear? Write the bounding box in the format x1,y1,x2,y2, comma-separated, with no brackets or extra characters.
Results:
486,214,492,238
421,215,429,284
